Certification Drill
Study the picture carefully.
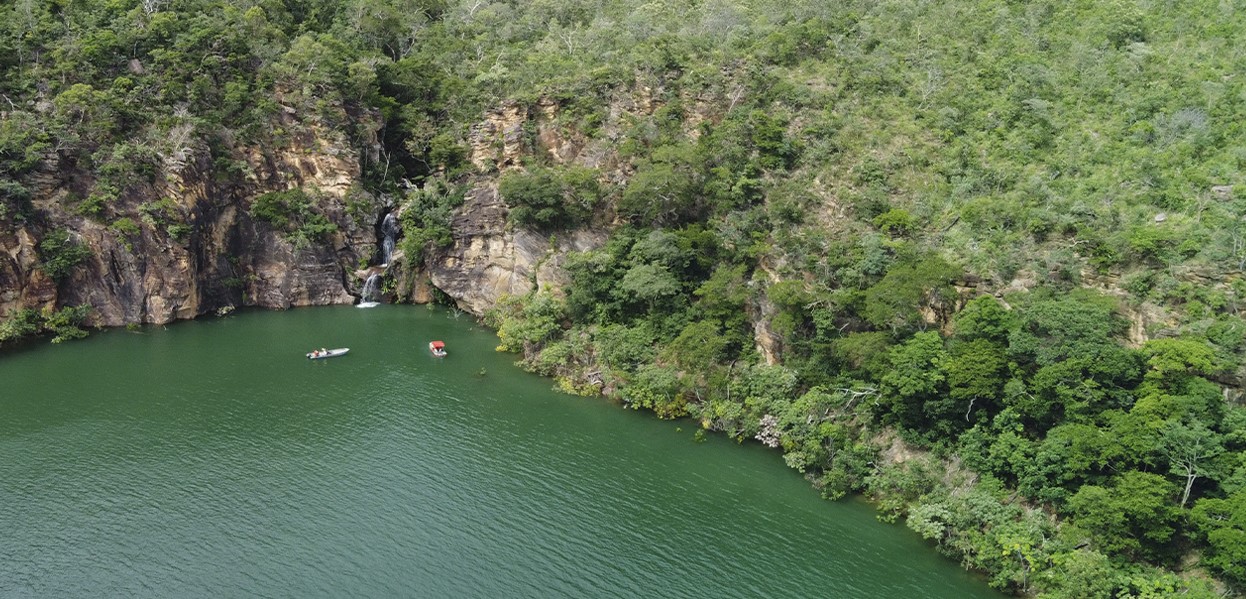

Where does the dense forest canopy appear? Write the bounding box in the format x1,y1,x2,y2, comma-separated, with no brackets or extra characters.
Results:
3,0,1246,596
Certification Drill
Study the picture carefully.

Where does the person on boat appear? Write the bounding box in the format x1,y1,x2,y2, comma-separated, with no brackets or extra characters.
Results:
321,347,327,353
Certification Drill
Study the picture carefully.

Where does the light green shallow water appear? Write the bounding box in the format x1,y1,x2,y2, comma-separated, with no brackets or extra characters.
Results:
0,305,1003,598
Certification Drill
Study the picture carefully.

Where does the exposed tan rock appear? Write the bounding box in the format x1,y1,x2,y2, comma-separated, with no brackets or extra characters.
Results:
750,261,784,365
1,125,371,327
425,183,605,315
534,98,587,165
469,101,527,171
0,228,56,313
243,125,360,199
437,86,724,314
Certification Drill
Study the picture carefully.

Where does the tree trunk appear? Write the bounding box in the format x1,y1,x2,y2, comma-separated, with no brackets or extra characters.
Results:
1181,467,1197,509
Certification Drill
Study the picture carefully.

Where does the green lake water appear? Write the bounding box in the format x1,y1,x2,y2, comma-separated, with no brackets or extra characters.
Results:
0,305,1004,598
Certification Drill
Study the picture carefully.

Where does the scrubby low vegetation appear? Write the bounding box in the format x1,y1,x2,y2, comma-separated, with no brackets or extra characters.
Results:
3,0,1245,595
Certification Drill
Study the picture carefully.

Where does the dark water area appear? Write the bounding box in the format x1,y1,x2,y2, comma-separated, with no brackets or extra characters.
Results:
0,306,1003,598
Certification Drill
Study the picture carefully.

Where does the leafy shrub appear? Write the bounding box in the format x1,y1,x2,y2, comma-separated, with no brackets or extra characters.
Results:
486,292,566,353
872,208,916,237
397,179,463,267
77,187,116,219
38,230,92,281
0,179,33,219
861,254,960,332
250,189,308,231
500,166,600,230
110,217,140,238
43,305,93,343
166,223,192,240
1127,225,1178,263
0,309,43,344
620,364,687,419
0,305,92,345
249,188,338,246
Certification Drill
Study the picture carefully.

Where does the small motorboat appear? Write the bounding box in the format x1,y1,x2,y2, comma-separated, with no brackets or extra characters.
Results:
307,348,349,359
429,341,447,357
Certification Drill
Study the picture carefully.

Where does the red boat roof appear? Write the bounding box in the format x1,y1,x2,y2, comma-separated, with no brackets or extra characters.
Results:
430,340,445,349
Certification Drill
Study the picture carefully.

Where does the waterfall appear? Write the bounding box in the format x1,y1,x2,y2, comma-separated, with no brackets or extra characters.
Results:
380,212,399,266
362,274,381,300
358,274,382,308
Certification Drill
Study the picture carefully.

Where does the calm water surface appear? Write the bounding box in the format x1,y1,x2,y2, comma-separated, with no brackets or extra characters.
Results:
0,306,1003,598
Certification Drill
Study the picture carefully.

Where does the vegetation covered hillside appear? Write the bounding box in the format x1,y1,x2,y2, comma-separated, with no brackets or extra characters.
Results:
3,0,1246,596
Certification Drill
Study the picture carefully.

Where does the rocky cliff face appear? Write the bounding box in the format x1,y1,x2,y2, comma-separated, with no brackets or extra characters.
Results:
0,228,57,314
424,183,605,315
4,84,728,335
0,122,374,327
4,92,621,330
3,82,717,330
409,85,738,317
415,93,657,316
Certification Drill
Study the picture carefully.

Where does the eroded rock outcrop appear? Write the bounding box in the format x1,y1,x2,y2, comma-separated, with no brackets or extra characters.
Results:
425,184,605,315
4,85,719,329
0,122,373,326
419,88,724,317
0,228,57,313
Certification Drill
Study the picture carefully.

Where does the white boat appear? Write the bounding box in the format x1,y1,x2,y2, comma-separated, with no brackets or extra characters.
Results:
429,341,447,357
307,348,349,359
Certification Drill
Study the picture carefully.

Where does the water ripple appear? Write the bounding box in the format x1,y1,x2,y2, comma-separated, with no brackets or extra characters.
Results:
0,307,1001,599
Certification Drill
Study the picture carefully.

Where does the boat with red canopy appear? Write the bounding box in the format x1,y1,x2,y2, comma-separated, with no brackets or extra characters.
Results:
429,340,446,357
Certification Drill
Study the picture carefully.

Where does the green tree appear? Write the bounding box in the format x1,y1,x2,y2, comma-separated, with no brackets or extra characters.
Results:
0,308,43,344
1022,346,1141,429
52,83,117,150
38,230,92,282
1017,422,1121,505
861,254,959,332
499,166,598,230
42,304,92,343
619,143,699,226
1140,338,1222,381
936,338,1008,430
830,331,893,380
595,322,656,373
614,262,681,313
1191,491,1246,586
1034,549,1121,599
1009,291,1127,368
1067,471,1183,562
872,208,916,237
0,111,49,177
953,295,1015,343
500,167,564,229
249,188,338,246
662,319,728,372
694,264,750,328
879,331,948,435
621,363,685,418
564,248,624,322
486,292,565,353
1160,421,1223,508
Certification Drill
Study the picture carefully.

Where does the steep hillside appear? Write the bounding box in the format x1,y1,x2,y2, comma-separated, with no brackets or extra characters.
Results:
2,1,1245,596
1,119,374,327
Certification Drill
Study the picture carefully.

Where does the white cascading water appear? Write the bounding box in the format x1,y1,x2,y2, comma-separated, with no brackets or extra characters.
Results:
380,212,399,266
358,273,381,308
